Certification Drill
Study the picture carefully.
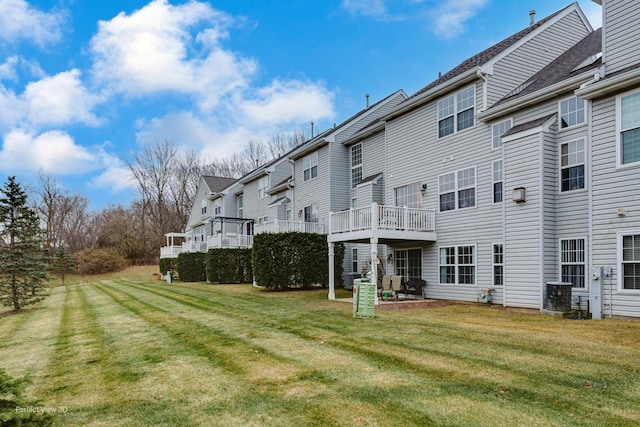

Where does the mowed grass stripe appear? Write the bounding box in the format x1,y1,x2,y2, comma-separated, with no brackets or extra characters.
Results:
91,280,414,426
103,279,640,425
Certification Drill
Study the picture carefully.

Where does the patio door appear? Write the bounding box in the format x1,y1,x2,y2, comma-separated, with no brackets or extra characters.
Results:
395,248,422,281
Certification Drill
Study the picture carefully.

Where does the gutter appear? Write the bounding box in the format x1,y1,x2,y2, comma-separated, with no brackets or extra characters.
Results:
575,68,640,99
478,72,595,122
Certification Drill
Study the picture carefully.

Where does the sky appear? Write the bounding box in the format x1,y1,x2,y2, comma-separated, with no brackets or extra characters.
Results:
0,0,602,209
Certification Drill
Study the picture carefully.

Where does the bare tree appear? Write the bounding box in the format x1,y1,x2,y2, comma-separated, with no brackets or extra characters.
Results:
243,138,268,168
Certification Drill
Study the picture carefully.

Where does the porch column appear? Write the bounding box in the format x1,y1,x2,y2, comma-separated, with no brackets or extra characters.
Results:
371,237,379,305
328,241,335,300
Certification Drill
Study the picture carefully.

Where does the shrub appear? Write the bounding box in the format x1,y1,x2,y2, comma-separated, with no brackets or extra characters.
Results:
176,252,206,282
159,258,177,275
74,248,128,275
206,248,252,284
251,233,344,290
0,368,56,425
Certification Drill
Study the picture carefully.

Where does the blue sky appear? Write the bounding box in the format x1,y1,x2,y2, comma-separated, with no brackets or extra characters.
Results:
0,0,601,209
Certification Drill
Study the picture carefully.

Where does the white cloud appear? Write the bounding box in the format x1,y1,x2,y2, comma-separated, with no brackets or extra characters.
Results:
23,69,103,127
0,129,96,175
88,151,136,193
342,0,388,19
90,0,256,109
239,80,335,125
580,1,602,29
431,0,488,38
0,56,19,81
0,0,66,46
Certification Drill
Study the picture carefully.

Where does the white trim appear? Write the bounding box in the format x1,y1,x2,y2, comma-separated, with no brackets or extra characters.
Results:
438,165,477,212
492,242,504,287
616,88,640,169
492,159,504,204
558,95,586,130
491,117,513,150
559,237,587,289
617,231,640,294
437,84,476,139
559,138,587,193
438,244,477,285
502,115,557,143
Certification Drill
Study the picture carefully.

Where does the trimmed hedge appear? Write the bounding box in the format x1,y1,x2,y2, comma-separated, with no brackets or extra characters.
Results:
176,252,206,282
206,248,253,284
159,258,177,275
252,232,344,290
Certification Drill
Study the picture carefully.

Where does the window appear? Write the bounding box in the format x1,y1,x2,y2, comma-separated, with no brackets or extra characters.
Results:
352,248,358,273
439,245,475,284
303,152,318,181
394,183,421,208
351,144,362,188
201,199,207,215
492,119,512,149
438,167,476,211
395,249,422,281
620,234,640,290
257,216,267,224
258,176,269,199
286,209,292,221
237,195,243,218
560,139,585,191
303,204,318,223
560,239,585,288
620,91,640,165
438,86,475,138
493,244,504,286
492,160,503,203
560,96,585,128
351,197,358,209
214,205,221,215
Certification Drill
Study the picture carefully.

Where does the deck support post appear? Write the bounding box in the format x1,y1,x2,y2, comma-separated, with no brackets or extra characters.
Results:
328,241,335,300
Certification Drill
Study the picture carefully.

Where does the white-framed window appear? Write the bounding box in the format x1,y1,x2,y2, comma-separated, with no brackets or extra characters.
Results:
395,248,422,281
303,204,318,223
559,96,585,129
201,199,207,215
618,90,640,165
438,166,476,211
352,248,358,273
618,232,640,291
351,144,362,188
394,182,421,208
257,215,268,224
560,139,585,192
493,244,504,286
286,209,292,221
492,119,512,149
258,176,269,199
560,238,585,288
303,151,318,181
237,194,243,218
214,205,221,215
492,160,503,203
438,86,475,138
439,245,476,285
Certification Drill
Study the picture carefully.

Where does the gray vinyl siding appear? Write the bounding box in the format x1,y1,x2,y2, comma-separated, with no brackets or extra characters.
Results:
186,179,211,232
293,146,330,224
541,132,558,296
603,0,640,76
487,10,591,107
268,160,292,192
242,175,271,223
591,94,640,318
503,132,543,308
329,142,350,214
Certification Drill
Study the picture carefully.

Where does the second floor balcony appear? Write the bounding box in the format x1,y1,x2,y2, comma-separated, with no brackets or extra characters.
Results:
328,203,437,244
254,219,326,235
207,233,253,249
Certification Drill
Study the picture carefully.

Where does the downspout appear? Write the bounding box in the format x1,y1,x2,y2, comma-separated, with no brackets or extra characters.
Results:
477,69,488,112
502,137,507,307
538,132,546,311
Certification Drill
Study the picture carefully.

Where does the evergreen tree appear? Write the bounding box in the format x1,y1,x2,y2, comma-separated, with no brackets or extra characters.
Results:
0,176,49,310
53,245,76,285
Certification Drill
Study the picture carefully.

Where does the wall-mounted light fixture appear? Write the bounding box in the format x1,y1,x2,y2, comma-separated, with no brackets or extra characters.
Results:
387,253,393,262
617,207,627,217
298,210,303,218
421,183,428,196
512,187,526,203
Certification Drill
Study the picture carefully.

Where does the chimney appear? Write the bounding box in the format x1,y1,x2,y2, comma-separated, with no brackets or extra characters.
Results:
529,10,536,26
366,93,370,108
310,121,314,137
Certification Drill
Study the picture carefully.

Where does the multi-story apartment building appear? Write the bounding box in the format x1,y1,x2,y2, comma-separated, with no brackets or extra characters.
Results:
163,1,640,318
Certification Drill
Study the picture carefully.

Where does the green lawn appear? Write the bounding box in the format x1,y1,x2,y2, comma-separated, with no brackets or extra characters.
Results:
1,266,639,426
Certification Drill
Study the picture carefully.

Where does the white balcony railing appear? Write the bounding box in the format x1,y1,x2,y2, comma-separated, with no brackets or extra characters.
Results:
182,241,207,253
207,234,253,249
254,220,326,235
160,245,183,258
329,203,435,234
